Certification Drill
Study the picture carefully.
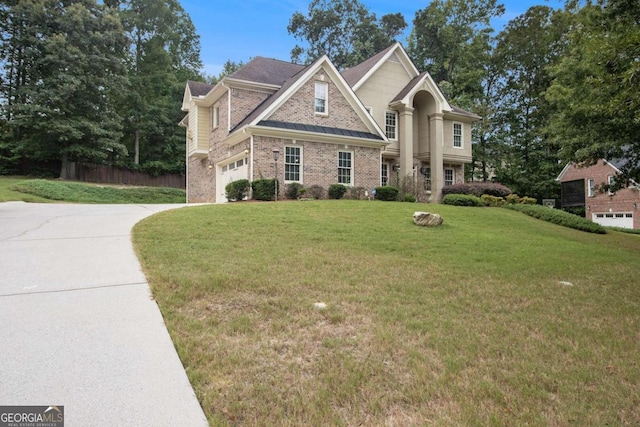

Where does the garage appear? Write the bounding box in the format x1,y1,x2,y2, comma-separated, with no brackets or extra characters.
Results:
592,212,634,229
216,158,248,203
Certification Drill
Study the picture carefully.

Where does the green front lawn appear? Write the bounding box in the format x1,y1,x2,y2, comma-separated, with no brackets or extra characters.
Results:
0,176,54,202
0,177,185,203
133,201,640,426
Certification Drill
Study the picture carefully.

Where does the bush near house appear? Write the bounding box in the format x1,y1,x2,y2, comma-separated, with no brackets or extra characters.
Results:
225,179,250,202
505,203,606,234
307,185,324,200
328,184,347,199
442,194,485,207
285,183,304,200
442,182,512,198
252,179,276,201
374,186,399,201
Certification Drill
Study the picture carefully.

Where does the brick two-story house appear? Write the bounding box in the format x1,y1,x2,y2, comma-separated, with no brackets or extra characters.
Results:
181,43,479,203
557,159,640,229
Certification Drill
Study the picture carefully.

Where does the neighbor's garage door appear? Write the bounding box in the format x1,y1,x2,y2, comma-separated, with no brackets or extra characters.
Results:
217,158,248,203
592,212,634,229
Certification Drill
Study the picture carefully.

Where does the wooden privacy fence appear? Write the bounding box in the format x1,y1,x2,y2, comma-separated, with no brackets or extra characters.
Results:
71,163,185,189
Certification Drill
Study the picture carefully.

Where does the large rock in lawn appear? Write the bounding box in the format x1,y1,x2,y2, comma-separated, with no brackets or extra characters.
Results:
413,211,443,227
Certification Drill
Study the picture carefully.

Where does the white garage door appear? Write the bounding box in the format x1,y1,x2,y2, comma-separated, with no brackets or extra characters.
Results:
592,212,634,229
217,158,248,203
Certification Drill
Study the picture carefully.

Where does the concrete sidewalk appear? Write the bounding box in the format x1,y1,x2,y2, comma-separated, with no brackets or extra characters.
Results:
0,202,208,426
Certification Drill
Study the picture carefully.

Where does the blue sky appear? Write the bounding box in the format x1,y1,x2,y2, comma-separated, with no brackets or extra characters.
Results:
179,0,565,77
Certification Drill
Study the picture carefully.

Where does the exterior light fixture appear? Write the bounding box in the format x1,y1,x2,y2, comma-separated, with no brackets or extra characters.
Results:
419,166,428,176
392,164,400,172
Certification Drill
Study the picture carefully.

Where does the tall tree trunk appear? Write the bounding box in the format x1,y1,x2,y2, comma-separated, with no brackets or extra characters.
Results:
134,129,140,164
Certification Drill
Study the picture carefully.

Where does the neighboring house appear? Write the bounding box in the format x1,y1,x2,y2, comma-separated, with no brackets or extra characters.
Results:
180,43,479,203
557,159,640,229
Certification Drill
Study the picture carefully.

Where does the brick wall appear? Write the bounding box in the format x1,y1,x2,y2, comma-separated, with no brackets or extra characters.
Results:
187,156,214,202
230,88,270,130
268,70,370,133
560,161,640,228
253,135,381,198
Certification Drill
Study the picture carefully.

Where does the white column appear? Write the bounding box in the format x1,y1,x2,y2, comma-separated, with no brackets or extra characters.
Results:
429,113,444,202
398,106,415,180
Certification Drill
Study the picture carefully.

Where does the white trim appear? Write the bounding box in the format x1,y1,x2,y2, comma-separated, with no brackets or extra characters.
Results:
588,178,595,197
338,150,354,186
351,43,419,92
385,111,398,141
314,81,328,115
453,122,463,149
225,123,389,149
284,145,303,184
231,56,387,141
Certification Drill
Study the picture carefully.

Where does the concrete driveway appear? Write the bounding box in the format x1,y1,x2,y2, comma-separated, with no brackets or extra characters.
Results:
0,202,208,426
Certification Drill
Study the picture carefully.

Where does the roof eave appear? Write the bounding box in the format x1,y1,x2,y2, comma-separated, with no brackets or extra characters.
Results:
225,125,388,149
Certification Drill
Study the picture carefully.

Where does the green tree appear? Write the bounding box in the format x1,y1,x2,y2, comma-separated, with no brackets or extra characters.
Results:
288,0,407,69
118,0,202,169
1,0,128,177
489,6,570,200
547,0,640,186
407,0,505,105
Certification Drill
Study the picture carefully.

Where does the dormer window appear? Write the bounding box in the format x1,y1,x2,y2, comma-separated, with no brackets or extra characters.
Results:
315,82,328,114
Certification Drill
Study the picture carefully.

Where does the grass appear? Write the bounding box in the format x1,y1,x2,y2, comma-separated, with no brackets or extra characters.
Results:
133,201,640,426
0,176,54,202
2,177,185,203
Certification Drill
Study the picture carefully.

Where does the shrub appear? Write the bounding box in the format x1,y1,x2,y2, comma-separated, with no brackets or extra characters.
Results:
307,185,324,199
504,204,606,234
328,184,347,199
285,183,303,200
442,194,485,207
374,186,399,201
347,186,366,200
225,179,250,202
442,182,512,198
403,194,417,203
505,194,538,205
506,193,521,204
481,194,505,207
252,179,276,201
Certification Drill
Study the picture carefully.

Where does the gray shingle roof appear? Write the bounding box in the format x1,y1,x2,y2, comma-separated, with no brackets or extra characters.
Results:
258,120,384,141
187,80,214,97
228,57,306,86
229,63,311,133
391,72,426,103
341,43,396,87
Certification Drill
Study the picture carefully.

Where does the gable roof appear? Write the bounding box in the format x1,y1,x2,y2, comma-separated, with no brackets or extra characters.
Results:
390,71,453,113
342,44,397,87
225,55,387,146
187,80,214,97
556,158,638,185
228,57,305,86
341,42,419,91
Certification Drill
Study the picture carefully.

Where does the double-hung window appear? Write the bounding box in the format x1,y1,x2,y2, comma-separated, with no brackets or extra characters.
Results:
338,151,353,185
381,163,388,186
315,82,328,114
212,106,220,129
423,166,431,191
285,146,302,182
453,122,462,148
385,111,397,140
444,168,454,186
608,175,616,195
588,179,595,197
